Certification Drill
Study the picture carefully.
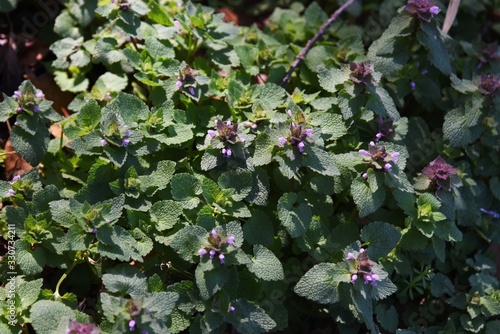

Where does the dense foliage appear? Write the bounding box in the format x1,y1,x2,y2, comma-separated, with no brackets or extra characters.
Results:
1,0,500,333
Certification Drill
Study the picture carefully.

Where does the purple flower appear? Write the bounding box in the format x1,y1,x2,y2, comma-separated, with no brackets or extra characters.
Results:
173,20,182,29
350,61,373,84
17,107,23,113
229,305,235,312
304,128,313,137
207,130,217,138
362,172,368,179
404,0,440,22
297,141,305,153
218,253,225,264
7,189,15,196
12,175,20,182
391,152,400,163
278,136,287,147
375,132,383,141
33,105,40,112
129,319,136,331
480,208,500,219
422,156,458,190
66,320,100,334
122,139,130,147
36,92,44,99
421,69,428,75
222,148,232,158
226,236,235,245
14,91,21,99
145,308,151,314
429,6,440,15
410,81,416,91
211,229,217,238
351,274,358,284
175,80,183,89
478,74,500,97
92,228,98,234
189,87,195,95
199,248,208,256
209,249,216,259
124,130,131,137
101,139,108,146
347,252,355,260
359,149,371,157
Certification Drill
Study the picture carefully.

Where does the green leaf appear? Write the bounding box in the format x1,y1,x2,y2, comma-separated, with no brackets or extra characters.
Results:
351,287,377,332
246,245,284,281
443,97,485,147
30,300,77,334
253,133,274,167
218,169,253,201
351,170,386,217
102,264,147,299
97,225,143,262
103,92,149,127
0,0,18,13
147,0,172,25
169,225,208,262
294,262,350,304
92,72,128,99
150,200,184,231
170,173,202,209
376,304,398,333
77,99,101,131
11,123,49,166
243,209,274,247
309,112,347,140
317,66,349,92
361,221,401,260
195,263,229,300
17,240,45,275
302,144,340,176
17,278,42,310
277,193,312,238
365,83,400,120
225,299,276,334
417,22,453,75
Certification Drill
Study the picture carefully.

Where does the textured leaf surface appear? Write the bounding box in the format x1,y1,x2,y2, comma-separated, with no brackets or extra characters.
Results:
294,262,350,304
246,245,284,281
277,193,312,238
361,222,401,260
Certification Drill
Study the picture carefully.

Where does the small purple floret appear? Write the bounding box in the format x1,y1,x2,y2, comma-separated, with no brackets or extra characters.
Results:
297,141,305,152
209,249,216,259
129,320,136,331
219,253,225,264
226,236,235,245
278,137,287,147
480,208,500,219
122,139,130,147
199,248,208,256
229,305,235,312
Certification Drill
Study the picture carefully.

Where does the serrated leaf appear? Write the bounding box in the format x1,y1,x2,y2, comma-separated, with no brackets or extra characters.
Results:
102,264,147,299
309,112,347,140
103,92,149,127
253,133,273,167
246,245,284,281
365,83,400,120
361,222,401,260
243,209,274,247
30,301,77,334
169,225,208,262
16,240,45,275
195,264,229,300
170,173,202,209
225,299,276,334
443,99,484,147
302,144,340,176
351,171,386,217
97,225,142,262
375,304,398,333
150,200,183,231
17,278,42,310
317,66,349,93
11,124,49,166
218,169,253,201
294,262,350,304
277,193,312,238
417,22,453,75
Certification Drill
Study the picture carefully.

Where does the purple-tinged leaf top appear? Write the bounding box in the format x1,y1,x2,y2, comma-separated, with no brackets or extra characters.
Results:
404,0,440,22
66,320,100,334
422,156,458,191
478,74,500,96
349,61,373,84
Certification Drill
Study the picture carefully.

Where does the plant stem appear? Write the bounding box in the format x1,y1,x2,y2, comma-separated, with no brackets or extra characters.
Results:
280,0,357,88
54,258,79,299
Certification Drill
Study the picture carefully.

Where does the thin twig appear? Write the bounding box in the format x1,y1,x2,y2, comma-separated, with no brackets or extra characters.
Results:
280,0,357,87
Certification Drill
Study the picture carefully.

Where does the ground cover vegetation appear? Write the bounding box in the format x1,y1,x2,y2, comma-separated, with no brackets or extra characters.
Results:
0,0,500,333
